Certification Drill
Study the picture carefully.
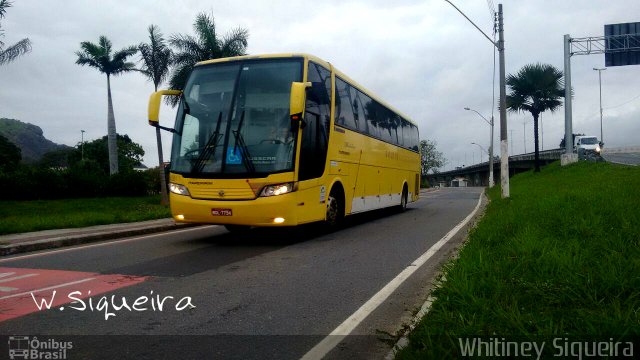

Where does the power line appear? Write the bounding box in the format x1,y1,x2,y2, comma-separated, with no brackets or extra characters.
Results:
604,92,640,110
486,0,496,23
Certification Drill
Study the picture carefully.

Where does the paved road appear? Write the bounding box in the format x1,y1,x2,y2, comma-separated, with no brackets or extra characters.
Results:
602,152,640,166
0,187,483,360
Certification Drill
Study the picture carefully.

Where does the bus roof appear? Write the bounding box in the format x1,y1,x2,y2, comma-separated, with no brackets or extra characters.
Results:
195,53,418,127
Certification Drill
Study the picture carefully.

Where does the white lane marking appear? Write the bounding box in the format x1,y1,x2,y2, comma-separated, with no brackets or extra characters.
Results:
0,273,38,283
0,277,95,300
0,273,39,292
301,190,484,360
0,225,218,263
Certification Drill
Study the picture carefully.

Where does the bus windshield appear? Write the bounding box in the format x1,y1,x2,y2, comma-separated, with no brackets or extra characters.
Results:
170,59,303,177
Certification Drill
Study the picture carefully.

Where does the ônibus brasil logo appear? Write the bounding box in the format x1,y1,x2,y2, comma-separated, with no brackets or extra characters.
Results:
8,336,73,360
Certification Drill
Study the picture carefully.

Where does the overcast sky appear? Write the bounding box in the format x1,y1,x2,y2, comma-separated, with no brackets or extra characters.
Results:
1,0,638,170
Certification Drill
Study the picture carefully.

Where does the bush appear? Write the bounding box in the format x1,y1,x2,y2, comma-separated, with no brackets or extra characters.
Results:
65,160,107,198
106,170,149,197
0,163,157,200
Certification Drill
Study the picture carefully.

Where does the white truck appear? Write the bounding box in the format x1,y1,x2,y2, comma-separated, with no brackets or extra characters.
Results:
574,135,602,160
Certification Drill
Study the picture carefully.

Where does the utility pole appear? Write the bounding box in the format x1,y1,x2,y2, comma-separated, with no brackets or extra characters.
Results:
593,67,606,142
81,130,85,161
497,4,509,198
444,1,509,197
563,34,574,158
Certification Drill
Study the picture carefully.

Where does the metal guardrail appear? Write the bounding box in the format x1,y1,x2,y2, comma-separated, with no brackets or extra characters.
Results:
509,148,564,161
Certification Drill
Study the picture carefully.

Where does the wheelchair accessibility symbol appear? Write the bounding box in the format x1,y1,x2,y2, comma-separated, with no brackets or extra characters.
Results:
226,146,242,165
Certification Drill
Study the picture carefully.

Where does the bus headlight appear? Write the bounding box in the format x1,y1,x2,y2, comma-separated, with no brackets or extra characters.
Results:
169,183,191,196
596,145,601,153
260,182,294,197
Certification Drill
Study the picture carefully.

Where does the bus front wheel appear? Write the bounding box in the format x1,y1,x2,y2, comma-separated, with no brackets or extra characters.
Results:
326,189,344,228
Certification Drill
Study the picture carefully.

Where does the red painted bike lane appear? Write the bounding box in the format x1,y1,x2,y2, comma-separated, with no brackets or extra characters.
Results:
0,267,147,322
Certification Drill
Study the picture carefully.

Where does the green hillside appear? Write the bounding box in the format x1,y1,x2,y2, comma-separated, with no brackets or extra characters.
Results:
0,118,69,162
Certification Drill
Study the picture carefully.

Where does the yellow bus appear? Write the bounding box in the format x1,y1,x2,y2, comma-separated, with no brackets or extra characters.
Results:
148,53,420,231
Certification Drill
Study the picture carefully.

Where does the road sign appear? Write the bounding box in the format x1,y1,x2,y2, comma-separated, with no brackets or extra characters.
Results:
605,22,640,66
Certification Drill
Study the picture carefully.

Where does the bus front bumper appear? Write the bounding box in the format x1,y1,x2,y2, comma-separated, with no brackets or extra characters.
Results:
170,192,300,227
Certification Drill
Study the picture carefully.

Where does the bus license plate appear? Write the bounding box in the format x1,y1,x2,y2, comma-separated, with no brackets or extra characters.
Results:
211,208,232,216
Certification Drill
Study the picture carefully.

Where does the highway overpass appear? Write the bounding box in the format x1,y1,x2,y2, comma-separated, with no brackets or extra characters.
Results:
425,148,565,187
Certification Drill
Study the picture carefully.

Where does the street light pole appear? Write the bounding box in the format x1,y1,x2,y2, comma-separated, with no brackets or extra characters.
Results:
522,120,527,153
593,67,606,143
465,107,494,187
471,142,488,164
444,1,509,198
81,130,85,161
509,130,515,154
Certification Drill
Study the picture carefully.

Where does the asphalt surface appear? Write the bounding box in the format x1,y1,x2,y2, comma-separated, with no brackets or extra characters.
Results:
602,152,640,166
0,187,483,360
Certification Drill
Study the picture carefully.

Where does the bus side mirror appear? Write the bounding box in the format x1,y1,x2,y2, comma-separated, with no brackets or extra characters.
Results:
148,90,182,128
290,82,311,131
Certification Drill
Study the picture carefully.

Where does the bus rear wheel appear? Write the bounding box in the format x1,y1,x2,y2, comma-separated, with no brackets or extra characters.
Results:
399,186,408,212
326,189,344,228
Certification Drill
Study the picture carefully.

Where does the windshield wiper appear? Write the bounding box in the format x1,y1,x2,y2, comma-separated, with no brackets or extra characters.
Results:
191,111,223,173
231,110,256,173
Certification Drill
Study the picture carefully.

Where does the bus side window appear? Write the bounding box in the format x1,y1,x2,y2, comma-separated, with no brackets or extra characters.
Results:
411,124,419,151
361,93,379,139
299,62,331,181
401,119,409,148
397,117,405,147
335,77,357,130
378,105,394,144
352,87,367,133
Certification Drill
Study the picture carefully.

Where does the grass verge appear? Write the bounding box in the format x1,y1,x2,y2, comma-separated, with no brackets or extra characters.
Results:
0,196,171,235
397,161,640,358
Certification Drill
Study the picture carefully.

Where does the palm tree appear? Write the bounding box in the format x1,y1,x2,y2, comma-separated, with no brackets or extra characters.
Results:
75,36,137,175
168,12,249,105
138,24,172,205
0,0,31,66
506,63,564,172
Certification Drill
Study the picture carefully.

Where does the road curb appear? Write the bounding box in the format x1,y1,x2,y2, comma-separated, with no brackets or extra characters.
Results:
0,223,200,257
385,190,489,359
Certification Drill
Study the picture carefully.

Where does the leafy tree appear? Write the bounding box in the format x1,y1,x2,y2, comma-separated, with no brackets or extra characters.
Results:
139,25,172,92
0,0,31,66
168,12,249,105
79,134,145,174
0,134,20,172
39,147,77,168
420,139,446,176
138,24,172,205
506,63,564,172
75,36,137,175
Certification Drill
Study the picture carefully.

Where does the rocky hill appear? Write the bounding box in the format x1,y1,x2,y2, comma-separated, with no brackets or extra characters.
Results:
0,118,70,163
